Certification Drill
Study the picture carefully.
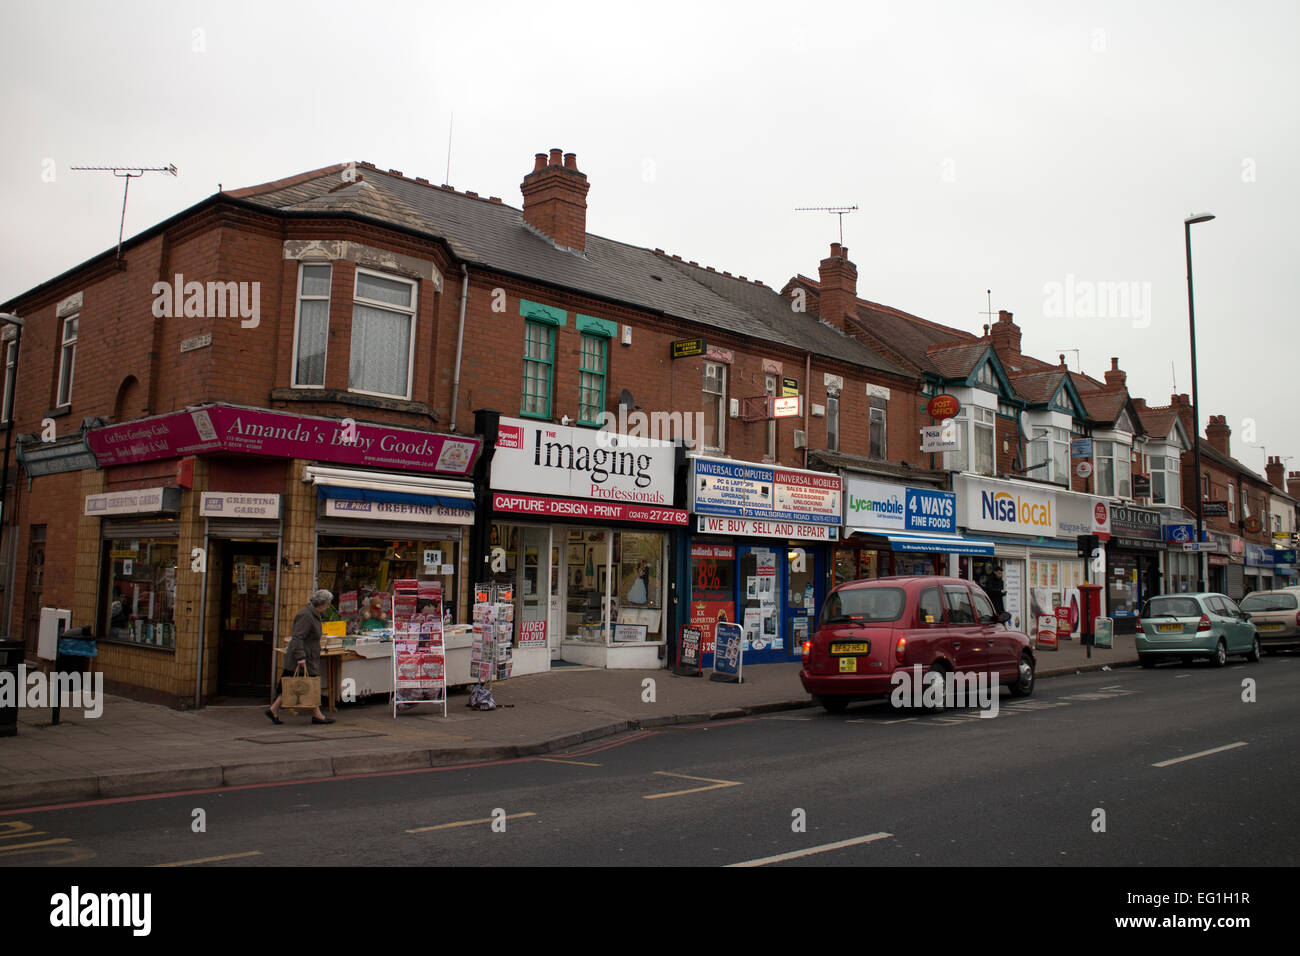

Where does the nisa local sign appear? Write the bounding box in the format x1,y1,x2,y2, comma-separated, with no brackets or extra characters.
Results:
959,477,1056,536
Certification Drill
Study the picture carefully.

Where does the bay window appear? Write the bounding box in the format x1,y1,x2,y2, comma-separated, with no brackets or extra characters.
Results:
1094,440,1131,498
1150,454,1181,506
349,270,417,398
1028,425,1071,485
943,406,994,476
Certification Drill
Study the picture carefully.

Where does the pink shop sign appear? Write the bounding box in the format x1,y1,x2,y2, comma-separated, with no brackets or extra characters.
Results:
86,405,482,476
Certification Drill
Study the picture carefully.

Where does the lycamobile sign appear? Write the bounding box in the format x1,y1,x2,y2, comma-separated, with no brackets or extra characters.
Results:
843,478,956,534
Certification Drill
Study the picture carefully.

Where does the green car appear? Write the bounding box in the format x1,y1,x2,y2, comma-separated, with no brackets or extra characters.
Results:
1136,593,1261,667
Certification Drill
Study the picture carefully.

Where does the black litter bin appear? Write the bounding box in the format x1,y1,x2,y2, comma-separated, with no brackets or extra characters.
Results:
0,639,25,737
53,628,97,726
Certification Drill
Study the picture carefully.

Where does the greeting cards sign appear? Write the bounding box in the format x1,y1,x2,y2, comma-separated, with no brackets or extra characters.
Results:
87,405,481,475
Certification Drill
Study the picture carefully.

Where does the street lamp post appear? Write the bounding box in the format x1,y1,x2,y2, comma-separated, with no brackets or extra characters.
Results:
0,313,23,636
1185,214,1214,592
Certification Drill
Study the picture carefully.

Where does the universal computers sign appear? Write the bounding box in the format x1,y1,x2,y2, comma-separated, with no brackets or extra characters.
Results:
958,476,1057,537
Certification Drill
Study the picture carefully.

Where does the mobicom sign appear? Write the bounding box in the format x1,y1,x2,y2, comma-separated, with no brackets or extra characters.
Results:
981,489,1053,532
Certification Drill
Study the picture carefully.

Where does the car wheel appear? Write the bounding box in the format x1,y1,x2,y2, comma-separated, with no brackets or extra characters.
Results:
1246,635,1261,663
1008,652,1035,697
1139,654,1157,668
1212,639,1227,667
819,695,849,714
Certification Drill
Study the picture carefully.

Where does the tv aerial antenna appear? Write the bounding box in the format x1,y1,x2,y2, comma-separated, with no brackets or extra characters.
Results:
794,205,858,245
69,163,178,262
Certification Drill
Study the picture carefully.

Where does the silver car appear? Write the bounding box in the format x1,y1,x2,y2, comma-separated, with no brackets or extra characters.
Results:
1136,592,1261,667
1239,588,1300,652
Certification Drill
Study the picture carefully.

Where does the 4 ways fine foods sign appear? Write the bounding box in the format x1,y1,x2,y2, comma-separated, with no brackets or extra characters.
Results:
690,456,841,525
491,417,677,504
87,406,482,476
843,478,956,534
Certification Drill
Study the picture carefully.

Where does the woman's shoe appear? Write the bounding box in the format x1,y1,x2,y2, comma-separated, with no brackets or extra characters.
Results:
312,716,336,725
265,709,282,725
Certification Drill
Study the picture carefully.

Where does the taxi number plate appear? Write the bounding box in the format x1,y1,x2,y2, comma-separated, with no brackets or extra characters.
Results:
1156,623,1182,632
838,657,857,673
831,642,870,655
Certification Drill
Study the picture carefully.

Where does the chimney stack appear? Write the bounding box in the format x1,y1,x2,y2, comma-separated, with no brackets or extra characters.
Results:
1104,357,1127,388
1266,456,1286,491
1205,414,1231,457
989,309,1021,360
521,147,590,251
1288,471,1300,501
817,243,858,334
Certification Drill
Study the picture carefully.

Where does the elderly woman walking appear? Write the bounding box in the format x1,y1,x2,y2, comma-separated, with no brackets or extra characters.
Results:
266,588,336,725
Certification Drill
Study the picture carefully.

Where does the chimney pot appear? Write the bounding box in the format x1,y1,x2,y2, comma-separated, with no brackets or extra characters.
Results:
998,310,1013,323
829,242,842,258
534,153,548,172
549,148,563,166
563,152,577,170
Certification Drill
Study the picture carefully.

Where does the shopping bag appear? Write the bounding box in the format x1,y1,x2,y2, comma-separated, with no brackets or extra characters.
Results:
282,662,321,710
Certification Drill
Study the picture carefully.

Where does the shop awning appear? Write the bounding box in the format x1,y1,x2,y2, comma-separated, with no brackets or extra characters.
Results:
303,464,475,512
315,484,473,511
848,529,995,555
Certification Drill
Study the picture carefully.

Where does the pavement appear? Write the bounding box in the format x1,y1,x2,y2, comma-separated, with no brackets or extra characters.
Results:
0,633,1137,811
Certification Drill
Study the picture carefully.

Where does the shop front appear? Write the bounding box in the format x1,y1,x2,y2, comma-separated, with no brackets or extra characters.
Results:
488,417,686,670
688,456,841,665
954,475,1109,639
838,475,998,604
1106,504,1164,633
1160,521,1199,595
1273,548,1298,588
1244,544,1274,595
83,404,482,706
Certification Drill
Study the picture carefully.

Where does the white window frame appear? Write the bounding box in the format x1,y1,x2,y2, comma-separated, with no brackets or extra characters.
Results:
703,361,726,454
56,313,78,407
826,391,840,453
869,396,887,460
291,262,332,388
349,267,418,400
764,372,778,460
1227,483,1235,521
1093,438,1132,498
1148,451,1181,507
1,329,15,424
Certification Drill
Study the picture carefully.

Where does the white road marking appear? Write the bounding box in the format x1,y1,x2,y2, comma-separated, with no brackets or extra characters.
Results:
880,717,917,724
726,832,893,867
407,812,536,832
1153,742,1248,768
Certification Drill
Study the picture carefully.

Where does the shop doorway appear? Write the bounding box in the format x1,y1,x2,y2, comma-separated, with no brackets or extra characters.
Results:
786,546,818,659
517,526,549,658
216,541,278,698
737,545,783,662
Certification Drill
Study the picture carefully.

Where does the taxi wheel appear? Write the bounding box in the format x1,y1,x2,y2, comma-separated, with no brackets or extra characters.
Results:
1008,653,1035,697
1211,640,1227,667
922,664,948,712
819,695,849,714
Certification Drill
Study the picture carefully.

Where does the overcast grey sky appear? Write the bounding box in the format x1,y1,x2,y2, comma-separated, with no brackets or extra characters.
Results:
3,0,1296,478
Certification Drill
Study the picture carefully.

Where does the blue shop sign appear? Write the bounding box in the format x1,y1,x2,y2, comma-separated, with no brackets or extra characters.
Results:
1163,524,1195,544
904,487,956,534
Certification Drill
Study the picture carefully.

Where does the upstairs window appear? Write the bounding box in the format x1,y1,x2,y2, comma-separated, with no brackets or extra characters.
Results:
1094,440,1131,498
972,407,995,475
577,333,607,425
521,321,555,419
703,362,726,453
349,270,417,399
1,330,15,423
826,392,840,452
57,314,78,407
869,395,887,460
1150,455,1181,506
293,264,331,387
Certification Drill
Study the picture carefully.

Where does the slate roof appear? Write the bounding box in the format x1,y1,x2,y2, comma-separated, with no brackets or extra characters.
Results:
926,341,991,380
228,164,905,375
1198,438,1273,486
1008,368,1071,405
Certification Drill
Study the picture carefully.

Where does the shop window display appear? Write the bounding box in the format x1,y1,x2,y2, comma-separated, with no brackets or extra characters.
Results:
318,535,460,632
103,538,177,647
